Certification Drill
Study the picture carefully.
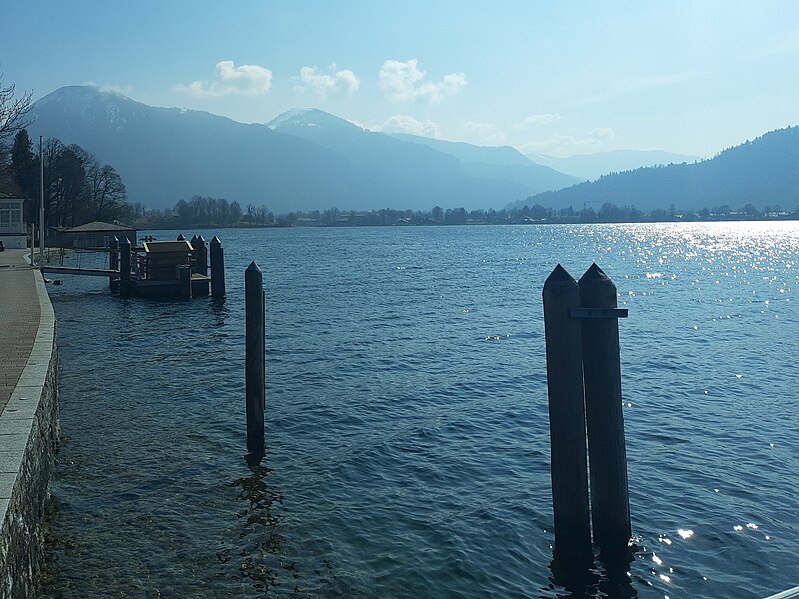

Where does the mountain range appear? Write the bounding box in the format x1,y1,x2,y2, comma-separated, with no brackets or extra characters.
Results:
26,86,797,215
527,149,702,181
27,86,577,213
512,126,799,213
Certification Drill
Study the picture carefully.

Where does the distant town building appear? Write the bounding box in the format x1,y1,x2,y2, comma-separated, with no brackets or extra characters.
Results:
0,192,28,249
51,221,137,248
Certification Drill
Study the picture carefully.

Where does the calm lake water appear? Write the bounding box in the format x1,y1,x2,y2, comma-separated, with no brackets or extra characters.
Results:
39,223,799,598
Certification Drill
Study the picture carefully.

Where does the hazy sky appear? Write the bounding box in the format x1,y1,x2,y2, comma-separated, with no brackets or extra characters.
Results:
3,1,798,157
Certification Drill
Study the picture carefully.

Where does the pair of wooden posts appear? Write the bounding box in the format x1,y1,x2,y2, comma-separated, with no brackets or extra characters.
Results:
177,233,226,299
543,263,631,563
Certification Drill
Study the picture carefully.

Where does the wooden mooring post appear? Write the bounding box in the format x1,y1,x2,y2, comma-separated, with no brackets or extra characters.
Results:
178,264,192,299
210,236,226,298
109,236,119,291
543,263,631,560
245,261,265,458
194,235,207,275
542,265,592,563
120,237,131,298
109,235,119,270
578,263,631,557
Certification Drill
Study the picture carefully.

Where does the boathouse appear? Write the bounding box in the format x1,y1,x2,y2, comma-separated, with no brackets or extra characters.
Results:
0,192,28,249
52,221,137,249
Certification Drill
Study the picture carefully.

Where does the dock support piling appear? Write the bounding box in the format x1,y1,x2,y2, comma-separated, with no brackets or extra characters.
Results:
190,235,198,271
578,263,631,557
109,236,119,291
210,236,226,298
195,235,207,275
178,264,192,299
245,261,265,458
120,238,131,298
543,265,592,563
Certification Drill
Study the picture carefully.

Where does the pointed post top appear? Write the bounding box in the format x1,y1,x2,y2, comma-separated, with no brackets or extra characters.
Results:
177,233,186,241
210,235,222,245
112,235,119,242
196,235,205,244
246,261,261,273
120,236,131,246
543,264,578,295
546,264,576,283
190,234,198,243
579,262,609,283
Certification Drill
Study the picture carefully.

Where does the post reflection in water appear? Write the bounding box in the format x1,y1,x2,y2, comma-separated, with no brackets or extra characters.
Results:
542,550,638,599
228,456,286,594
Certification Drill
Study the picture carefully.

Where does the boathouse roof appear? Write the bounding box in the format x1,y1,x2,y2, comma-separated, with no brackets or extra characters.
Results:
56,220,136,232
0,191,28,200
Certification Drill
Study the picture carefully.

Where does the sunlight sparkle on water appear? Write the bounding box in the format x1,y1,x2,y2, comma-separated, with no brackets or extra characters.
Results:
677,529,694,539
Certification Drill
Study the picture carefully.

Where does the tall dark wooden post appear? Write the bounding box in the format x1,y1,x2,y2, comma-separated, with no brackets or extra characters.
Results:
578,263,631,556
178,264,192,299
120,237,132,298
210,236,226,298
245,261,265,458
109,235,119,271
543,265,592,563
190,235,198,272
109,235,120,291
195,235,207,275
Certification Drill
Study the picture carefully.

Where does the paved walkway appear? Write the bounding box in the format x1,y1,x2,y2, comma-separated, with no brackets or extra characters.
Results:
0,249,40,415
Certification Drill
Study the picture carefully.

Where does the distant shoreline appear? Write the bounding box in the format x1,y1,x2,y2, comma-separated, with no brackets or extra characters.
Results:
134,212,799,230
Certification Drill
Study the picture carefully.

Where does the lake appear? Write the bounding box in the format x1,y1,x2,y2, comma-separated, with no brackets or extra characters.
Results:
38,222,799,598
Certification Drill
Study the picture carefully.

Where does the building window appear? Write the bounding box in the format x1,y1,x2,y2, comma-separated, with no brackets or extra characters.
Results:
0,201,23,233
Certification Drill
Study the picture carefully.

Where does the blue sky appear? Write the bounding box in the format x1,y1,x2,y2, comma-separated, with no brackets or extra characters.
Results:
3,1,798,157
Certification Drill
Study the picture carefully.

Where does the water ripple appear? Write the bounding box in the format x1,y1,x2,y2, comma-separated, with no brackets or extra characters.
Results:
39,222,799,598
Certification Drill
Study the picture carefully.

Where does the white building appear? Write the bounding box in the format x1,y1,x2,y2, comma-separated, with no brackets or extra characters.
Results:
0,192,28,249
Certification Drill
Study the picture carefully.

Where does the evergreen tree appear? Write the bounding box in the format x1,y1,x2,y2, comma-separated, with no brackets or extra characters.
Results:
11,129,37,196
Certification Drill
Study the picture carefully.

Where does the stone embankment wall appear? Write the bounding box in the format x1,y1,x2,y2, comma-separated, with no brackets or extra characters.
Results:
0,273,59,599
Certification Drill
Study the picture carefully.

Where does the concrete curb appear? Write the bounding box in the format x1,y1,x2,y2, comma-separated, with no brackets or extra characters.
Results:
0,270,59,599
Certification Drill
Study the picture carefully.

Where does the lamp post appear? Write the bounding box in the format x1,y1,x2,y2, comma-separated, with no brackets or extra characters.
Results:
39,135,44,269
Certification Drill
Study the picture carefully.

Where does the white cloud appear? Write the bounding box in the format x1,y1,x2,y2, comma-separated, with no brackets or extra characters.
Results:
464,121,507,146
85,82,134,96
515,113,562,129
373,114,442,138
176,61,273,97
378,59,466,104
519,128,616,157
295,65,360,99
589,127,615,140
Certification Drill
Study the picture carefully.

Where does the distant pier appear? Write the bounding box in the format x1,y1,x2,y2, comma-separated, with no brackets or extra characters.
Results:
40,234,226,300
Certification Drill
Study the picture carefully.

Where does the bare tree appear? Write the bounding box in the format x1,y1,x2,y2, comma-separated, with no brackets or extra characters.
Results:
0,74,33,148
0,74,33,188
93,165,127,221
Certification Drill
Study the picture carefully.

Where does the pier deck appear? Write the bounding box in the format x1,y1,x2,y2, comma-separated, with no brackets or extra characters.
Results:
0,250,40,416
41,265,117,277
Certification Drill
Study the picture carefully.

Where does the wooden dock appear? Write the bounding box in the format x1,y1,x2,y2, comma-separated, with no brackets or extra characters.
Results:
38,234,225,300
41,266,117,277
